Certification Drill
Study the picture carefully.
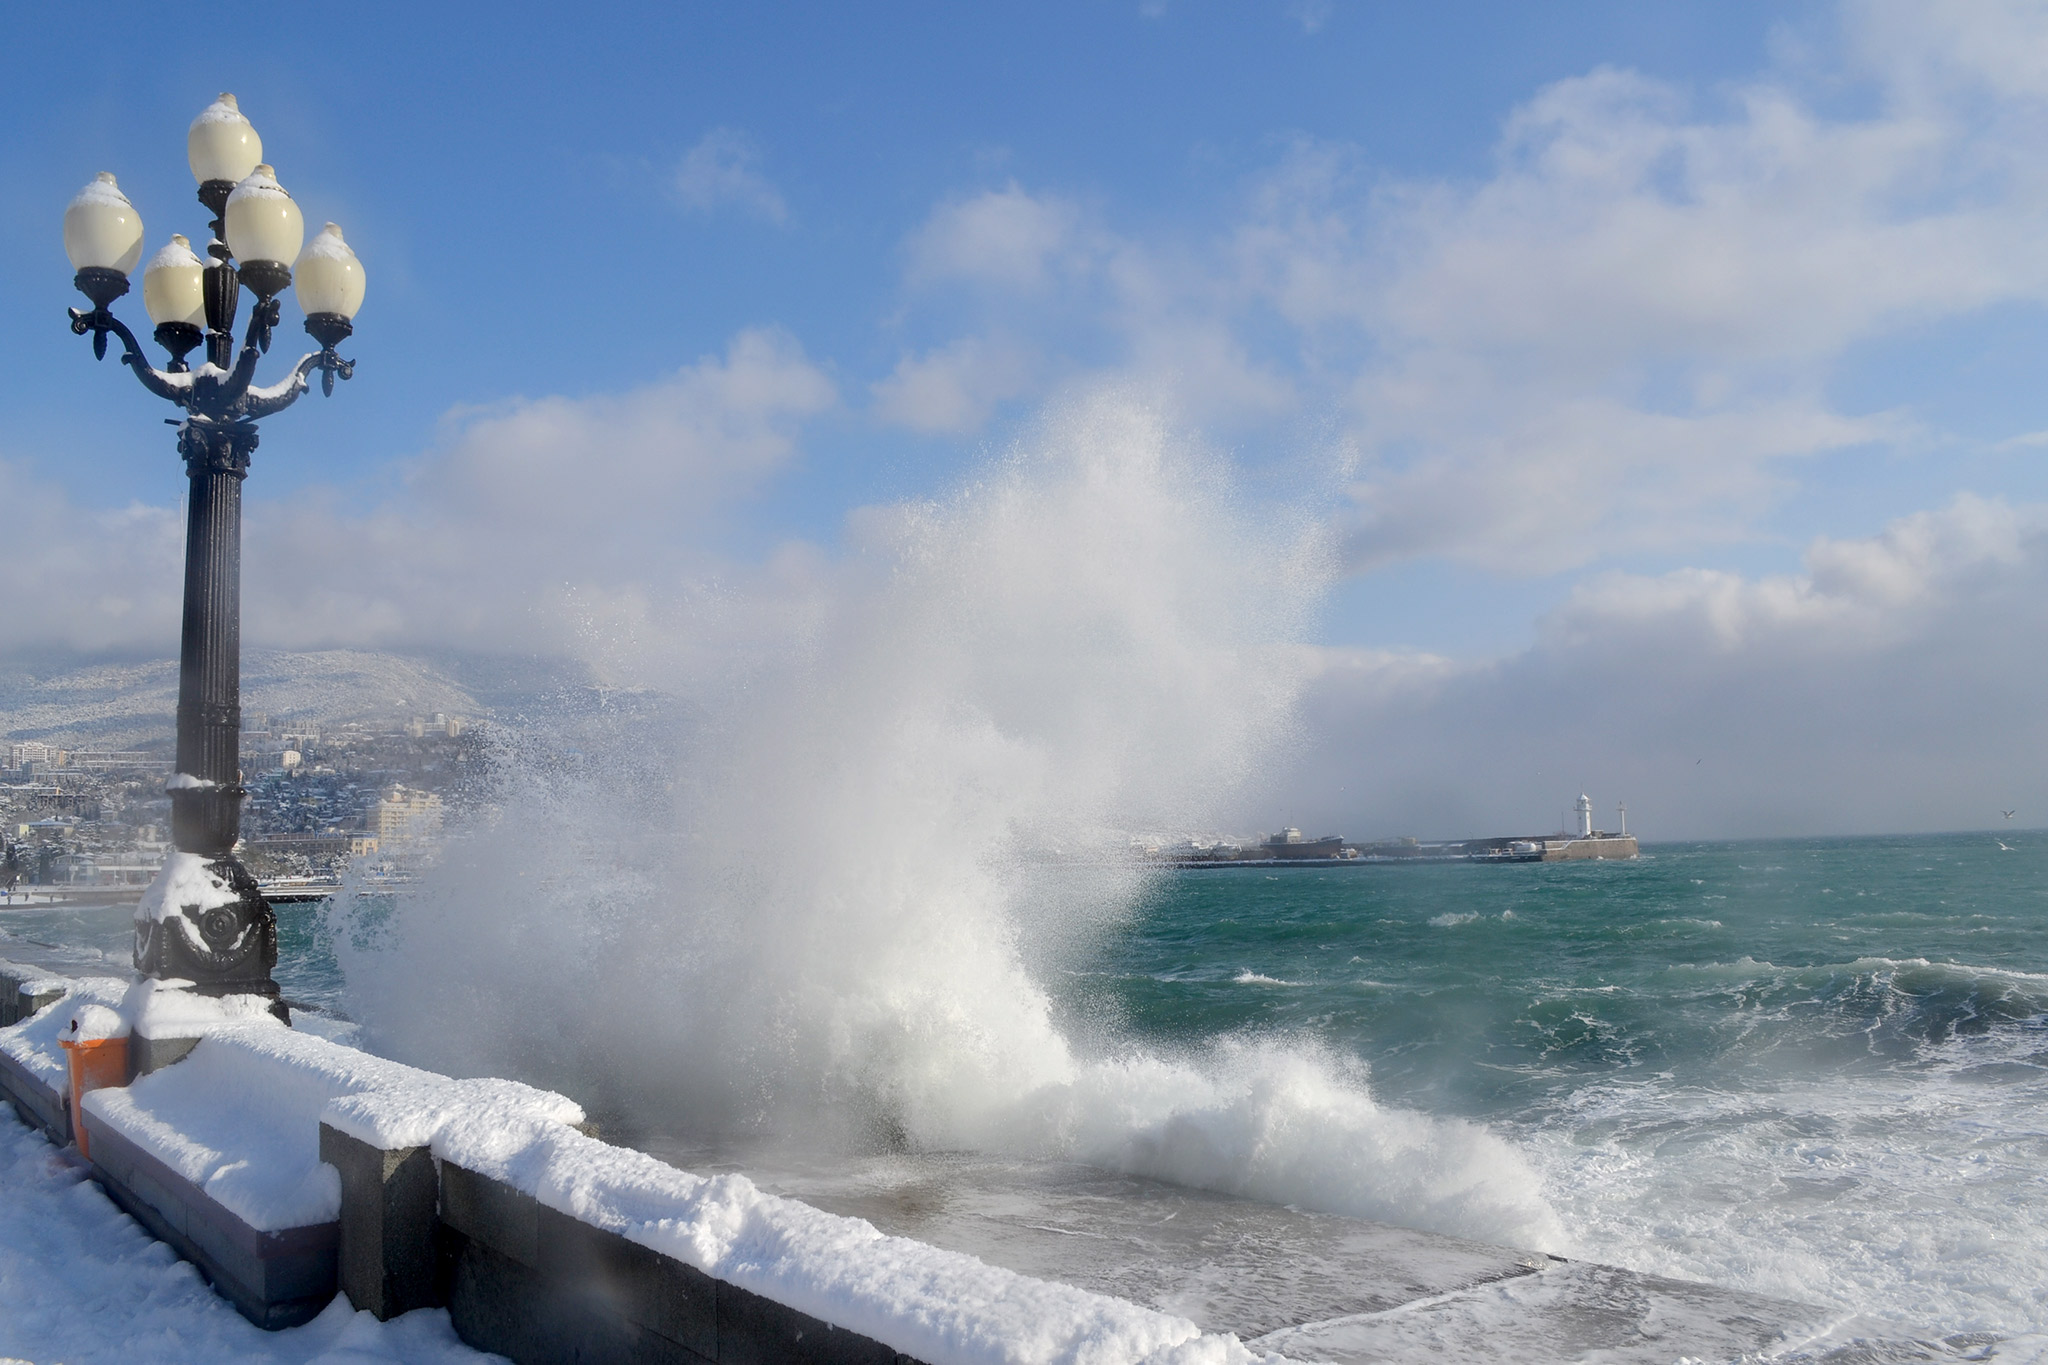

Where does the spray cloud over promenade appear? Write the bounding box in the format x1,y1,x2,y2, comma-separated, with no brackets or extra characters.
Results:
330,392,1566,1252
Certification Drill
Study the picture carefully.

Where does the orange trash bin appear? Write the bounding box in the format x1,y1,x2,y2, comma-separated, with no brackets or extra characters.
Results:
60,1019,130,1159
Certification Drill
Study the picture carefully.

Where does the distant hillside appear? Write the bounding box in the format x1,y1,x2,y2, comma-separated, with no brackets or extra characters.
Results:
0,650,487,747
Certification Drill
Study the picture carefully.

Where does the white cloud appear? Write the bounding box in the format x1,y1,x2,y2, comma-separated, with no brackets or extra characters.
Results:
0,460,184,655
412,327,833,538
874,10,2048,575
1266,494,2048,839
674,128,789,225
897,186,1304,427
871,335,1039,434
252,328,834,657
1121,315,1298,422
1140,0,1330,34
1541,493,2034,658
907,185,1085,291
902,115,1941,554
1286,0,1332,35
1205,40,2048,574
0,330,837,664
1365,69,2028,366
1343,398,1896,574
1848,0,2048,103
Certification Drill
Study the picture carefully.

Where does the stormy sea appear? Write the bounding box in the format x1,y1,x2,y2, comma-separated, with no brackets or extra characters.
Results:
9,830,2044,1346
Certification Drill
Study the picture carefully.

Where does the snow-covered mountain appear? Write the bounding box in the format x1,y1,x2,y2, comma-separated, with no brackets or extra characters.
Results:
0,651,488,747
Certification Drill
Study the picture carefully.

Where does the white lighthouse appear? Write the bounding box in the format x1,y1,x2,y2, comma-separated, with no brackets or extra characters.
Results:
1576,793,1594,838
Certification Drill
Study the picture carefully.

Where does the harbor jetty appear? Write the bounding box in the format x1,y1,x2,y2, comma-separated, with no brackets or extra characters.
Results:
1166,794,1640,867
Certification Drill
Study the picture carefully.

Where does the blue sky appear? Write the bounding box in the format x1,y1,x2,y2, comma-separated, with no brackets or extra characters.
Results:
10,1,2048,836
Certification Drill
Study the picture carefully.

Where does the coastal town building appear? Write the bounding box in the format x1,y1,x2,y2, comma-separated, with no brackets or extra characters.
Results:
3,709,481,890
374,785,443,849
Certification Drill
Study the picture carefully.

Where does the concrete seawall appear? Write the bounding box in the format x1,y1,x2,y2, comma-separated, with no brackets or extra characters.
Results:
1,1034,921,1360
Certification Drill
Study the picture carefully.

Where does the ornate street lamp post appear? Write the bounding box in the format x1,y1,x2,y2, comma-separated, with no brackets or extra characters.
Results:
64,95,365,1011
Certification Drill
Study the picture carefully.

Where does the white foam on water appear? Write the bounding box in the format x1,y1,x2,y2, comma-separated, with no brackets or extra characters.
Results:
1522,1005,2048,1336
332,392,1566,1254
994,1037,1565,1250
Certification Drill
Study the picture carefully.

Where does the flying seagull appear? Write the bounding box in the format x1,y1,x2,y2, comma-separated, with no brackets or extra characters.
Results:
2004,810,2017,820
1998,841,2016,852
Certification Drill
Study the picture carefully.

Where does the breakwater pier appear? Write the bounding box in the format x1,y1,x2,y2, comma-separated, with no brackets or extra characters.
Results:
1169,793,1640,868
1174,831,1640,868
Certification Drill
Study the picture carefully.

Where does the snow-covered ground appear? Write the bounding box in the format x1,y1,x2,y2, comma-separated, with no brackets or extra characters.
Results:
1,981,1271,1365
0,1107,495,1365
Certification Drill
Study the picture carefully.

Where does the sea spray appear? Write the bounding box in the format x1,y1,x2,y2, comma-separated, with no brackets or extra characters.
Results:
952,1038,1565,1250
333,391,1567,1251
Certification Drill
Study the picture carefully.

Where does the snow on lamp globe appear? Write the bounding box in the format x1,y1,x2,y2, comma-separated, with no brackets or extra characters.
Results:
142,234,207,371
294,223,366,394
186,93,263,192
223,163,303,308
63,173,144,330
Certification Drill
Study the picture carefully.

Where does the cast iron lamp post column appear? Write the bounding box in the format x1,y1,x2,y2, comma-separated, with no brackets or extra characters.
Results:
63,94,366,1008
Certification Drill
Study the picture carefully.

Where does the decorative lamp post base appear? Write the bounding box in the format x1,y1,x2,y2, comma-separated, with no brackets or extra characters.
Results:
134,850,286,1019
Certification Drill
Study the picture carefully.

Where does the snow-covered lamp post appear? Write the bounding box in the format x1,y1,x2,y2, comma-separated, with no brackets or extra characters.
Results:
64,95,365,1014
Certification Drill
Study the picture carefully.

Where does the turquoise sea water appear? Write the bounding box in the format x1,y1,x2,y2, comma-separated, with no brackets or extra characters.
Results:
1083,832,2048,1333
1097,833,2048,1122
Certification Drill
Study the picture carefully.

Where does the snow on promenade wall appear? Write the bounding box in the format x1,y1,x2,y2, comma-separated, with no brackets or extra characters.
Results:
0,982,1287,1365
0,971,127,1094
87,1022,580,1233
413,1107,1277,1365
